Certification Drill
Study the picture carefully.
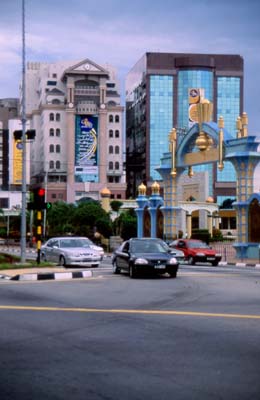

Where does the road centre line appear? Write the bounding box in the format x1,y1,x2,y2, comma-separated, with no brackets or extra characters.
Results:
0,305,260,319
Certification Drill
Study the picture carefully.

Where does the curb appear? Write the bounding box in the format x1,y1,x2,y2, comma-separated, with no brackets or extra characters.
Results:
10,270,93,281
219,261,260,268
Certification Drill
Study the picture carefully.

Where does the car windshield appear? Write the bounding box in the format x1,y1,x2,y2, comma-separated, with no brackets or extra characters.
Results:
187,241,209,249
59,239,91,248
131,240,168,254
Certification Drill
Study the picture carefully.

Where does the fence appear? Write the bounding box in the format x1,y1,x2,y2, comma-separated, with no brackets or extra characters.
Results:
211,241,236,262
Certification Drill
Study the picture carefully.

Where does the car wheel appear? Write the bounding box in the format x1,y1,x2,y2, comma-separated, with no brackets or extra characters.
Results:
188,256,195,265
129,264,137,278
168,270,177,278
212,261,219,266
59,256,66,266
112,261,120,274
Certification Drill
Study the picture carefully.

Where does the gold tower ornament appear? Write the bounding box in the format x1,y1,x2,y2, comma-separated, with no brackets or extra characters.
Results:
195,99,213,151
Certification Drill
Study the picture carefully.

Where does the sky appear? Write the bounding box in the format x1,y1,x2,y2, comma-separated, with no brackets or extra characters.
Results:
0,0,260,184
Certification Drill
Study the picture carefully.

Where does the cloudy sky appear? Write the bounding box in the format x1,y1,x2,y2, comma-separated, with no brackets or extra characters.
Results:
0,0,259,131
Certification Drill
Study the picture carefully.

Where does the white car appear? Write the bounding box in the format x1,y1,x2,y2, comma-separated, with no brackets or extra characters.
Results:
40,236,102,267
83,238,105,260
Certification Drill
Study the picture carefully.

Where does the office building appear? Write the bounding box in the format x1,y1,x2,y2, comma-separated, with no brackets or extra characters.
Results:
26,58,126,203
125,52,243,203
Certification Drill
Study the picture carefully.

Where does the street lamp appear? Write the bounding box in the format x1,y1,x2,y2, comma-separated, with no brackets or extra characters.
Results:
20,0,27,263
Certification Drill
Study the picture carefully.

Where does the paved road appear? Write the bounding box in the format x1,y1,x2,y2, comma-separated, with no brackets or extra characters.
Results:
0,265,259,399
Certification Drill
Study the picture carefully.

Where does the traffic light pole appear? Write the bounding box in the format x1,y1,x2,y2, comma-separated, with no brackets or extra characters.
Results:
20,0,27,263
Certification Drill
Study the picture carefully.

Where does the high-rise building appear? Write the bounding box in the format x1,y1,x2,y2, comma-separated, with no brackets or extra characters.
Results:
26,58,126,203
0,98,19,191
125,52,243,202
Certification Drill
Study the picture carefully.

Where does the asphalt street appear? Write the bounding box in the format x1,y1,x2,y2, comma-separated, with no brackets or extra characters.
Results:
0,264,259,400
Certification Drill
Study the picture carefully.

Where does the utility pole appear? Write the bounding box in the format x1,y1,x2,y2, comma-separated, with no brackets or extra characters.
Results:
20,0,27,263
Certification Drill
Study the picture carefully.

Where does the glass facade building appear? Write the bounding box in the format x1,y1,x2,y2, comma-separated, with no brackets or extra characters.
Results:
125,53,243,201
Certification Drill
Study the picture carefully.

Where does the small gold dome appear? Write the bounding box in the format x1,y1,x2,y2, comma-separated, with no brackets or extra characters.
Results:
138,183,146,196
151,181,160,195
195,132,208,151
100,187,111,197
206,196,214,203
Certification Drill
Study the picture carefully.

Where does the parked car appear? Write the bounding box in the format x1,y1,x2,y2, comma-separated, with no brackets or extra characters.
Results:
169,239,221,266
40,236,102,267
112,238,179,278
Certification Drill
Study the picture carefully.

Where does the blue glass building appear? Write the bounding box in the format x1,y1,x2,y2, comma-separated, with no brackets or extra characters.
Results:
125,53,243,202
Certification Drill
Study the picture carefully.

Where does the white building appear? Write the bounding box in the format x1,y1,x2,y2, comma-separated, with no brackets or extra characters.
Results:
25,58,126,203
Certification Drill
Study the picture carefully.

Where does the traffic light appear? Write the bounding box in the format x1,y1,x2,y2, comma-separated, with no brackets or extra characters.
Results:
45,202,52,210
34,187,46,210
27,188,53,210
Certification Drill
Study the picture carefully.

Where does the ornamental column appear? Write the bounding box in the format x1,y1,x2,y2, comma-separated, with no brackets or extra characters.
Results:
148,181,163,238
135,183,149,238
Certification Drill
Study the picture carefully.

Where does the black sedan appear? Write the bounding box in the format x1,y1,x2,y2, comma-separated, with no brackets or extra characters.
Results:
112,238,179,278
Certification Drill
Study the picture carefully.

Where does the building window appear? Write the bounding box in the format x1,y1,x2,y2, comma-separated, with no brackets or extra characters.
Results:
109,145,113,154
51,193,57,199
109,161,113,169
115,146,119,154
49,128,54,136
115,115,120,123
56,113,60,122
56,144,61,153
56,128,60,137
109,130,113,138
115,161,119,170
49,113,54,121
49,144,54,153
49,160,54,169
109,115,113,123
56,161,61,169
115,130,119,138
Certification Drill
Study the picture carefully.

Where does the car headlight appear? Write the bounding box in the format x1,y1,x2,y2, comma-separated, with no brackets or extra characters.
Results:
134,258,148,265
197,252,205,256
169,257,177,264
215,253,221,257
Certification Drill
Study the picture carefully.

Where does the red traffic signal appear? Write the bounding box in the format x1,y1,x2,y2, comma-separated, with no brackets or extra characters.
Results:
37,188,45,197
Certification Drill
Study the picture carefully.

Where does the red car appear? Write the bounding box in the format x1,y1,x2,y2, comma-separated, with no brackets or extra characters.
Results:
170,239,222,266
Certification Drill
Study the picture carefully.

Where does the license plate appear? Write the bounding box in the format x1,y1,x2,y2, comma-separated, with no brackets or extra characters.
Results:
155,265,166,269
207,257,215,260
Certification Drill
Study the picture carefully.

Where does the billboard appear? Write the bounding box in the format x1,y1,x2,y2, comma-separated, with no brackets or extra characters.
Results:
13,140,23,184
75,115,99,182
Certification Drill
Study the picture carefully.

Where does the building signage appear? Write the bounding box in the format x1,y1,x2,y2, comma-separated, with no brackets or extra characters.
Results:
75,115,99,181
188,88,205,126
13,139,23,184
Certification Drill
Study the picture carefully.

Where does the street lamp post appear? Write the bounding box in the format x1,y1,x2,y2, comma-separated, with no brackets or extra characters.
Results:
20,0,27,263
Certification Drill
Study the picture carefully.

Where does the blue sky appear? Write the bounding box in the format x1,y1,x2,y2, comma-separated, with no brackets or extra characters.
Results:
0,0,259,137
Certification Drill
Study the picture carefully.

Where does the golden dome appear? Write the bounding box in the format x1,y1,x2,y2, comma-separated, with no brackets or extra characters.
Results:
151,181,160,195
138,183,146,196
195,132,208,151
100,187,111,196
206,196,214,203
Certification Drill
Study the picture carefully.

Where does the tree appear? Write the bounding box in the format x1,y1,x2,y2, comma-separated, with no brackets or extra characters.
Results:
110,200,123,214
70,202,112,238
46,201,75,237
117,209,137,240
